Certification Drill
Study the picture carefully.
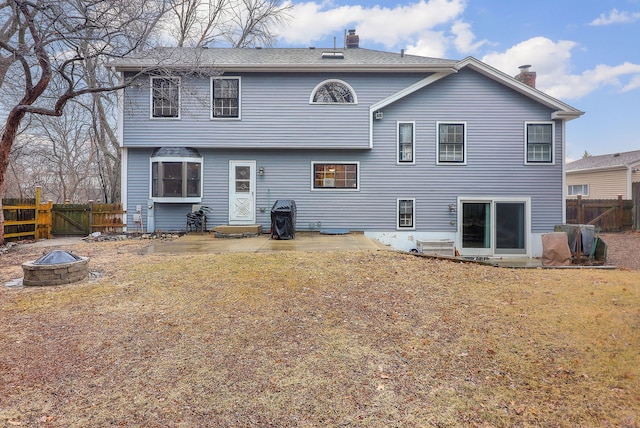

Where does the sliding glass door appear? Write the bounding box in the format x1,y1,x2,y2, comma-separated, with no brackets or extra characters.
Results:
461,199,527,256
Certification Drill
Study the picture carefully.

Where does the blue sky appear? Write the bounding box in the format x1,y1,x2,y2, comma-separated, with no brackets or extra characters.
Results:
274,0,640,161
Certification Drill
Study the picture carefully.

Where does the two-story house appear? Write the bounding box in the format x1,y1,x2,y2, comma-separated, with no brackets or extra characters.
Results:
112,35,583,257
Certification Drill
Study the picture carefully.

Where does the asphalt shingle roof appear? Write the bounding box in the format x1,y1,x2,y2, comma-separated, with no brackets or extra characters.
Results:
110,47,459,71
566,150,640,171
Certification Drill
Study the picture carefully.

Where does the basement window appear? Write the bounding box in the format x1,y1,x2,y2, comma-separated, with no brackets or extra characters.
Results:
397,198,415,230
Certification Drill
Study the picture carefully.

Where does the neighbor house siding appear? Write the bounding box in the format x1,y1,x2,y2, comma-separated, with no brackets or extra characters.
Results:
122,71,430,150
566,168,628,199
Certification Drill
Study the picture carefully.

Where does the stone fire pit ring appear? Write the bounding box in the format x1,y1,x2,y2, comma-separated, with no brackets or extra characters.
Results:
22,250,89,286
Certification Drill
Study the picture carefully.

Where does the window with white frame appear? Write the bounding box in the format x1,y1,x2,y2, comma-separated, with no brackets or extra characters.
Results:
151,77,180,118
397,122,415,164
310,79,357,104
397,198,415,229
211,77,240,118
526,122,553,163
312,163,358,189
437,122,466,164
568,184,589,196
150,147,202,202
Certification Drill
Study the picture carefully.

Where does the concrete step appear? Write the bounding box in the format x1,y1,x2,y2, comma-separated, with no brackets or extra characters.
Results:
212,224,262,238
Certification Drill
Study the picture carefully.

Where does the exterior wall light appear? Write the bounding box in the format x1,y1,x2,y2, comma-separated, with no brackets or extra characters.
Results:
449,203,457,213
259,166,265,175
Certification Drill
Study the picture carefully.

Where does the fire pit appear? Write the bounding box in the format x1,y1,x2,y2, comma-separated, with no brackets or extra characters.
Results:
22,250,89,286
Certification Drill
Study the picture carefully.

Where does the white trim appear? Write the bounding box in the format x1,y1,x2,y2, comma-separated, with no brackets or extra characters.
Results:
310,161,360,191
436,121,467,165
566,164,628,174
149,76,181,120
396,121,416,165
210,76,242,120
370,72,452,112
309,79,358,104
396,198,416,230
120,147,128,230
228,160,256,225
369,72,452,149
524,121,555,165
456,196,531,257
148,155,204,203
117,71,124,148
562,122,567,223
456,57,583,121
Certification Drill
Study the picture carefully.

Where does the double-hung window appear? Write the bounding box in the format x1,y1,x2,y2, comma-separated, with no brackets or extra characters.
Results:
568,184,589,196
151,77,180,119
312,162,358,190
150,147,203,203
397,198,415,229
525,122,554,164
211,77,240,119
397,122,415,164
437,122,466,164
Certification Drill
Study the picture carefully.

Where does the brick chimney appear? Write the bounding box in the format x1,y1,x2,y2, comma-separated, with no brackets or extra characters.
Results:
345,29,359,48
515,64,536,88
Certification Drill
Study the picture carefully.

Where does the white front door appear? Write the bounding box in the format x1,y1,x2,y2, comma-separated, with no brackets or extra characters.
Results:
229,160,256,225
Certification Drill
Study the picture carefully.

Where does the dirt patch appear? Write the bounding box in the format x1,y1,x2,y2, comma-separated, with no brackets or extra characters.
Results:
599,231,640,270
0,239,638,427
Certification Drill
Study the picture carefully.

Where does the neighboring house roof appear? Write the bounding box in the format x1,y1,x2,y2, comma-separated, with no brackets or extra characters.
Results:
566,150,640,173
110,47,583,121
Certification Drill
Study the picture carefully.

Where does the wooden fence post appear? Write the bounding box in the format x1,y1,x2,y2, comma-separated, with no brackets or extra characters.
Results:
88,200,93,234
618,194,623,231
576,194,583,224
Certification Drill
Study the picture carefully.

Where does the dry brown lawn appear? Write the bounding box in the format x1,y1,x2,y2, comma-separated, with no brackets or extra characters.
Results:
1,240,639,427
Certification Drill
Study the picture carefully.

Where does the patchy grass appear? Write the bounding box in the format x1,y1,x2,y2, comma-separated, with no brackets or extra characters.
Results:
1,247,639,427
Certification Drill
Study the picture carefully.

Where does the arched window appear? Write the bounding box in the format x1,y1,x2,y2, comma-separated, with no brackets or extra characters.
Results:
310,80,357,104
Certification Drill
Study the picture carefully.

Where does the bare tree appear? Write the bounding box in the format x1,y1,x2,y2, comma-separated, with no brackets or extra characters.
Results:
164,0,291,47
0,0,168,243
32,101,97,203
0,0,291,243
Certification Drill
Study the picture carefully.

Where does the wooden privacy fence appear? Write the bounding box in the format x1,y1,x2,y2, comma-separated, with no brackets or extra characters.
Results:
3,187,126,240
566,195,634,232
3,187,52,240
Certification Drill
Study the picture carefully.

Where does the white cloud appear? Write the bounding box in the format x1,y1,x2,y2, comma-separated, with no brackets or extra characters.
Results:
589,8,640,26
276,0,466,52
450,20,488,54
621,74,640,92
481,37,640,100
404,31,449,58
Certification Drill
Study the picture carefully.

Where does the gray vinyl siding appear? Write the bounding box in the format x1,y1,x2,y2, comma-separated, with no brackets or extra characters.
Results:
125,67,565,234
122,72,429,150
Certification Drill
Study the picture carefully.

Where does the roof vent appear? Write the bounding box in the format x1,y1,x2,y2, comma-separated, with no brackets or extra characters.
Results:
322,51,344,59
